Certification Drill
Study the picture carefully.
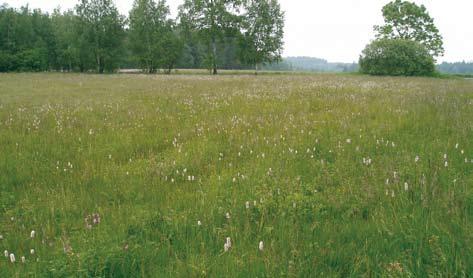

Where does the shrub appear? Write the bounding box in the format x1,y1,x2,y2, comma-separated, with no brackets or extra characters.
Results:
359,39,436,76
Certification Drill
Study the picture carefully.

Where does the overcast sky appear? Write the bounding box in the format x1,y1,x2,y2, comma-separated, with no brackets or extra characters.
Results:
3,0,472,63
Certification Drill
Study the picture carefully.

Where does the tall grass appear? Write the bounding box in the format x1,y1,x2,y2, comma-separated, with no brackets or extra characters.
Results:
0,73,472,276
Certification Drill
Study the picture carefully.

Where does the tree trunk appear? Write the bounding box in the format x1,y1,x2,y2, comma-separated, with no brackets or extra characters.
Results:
212,36,218,75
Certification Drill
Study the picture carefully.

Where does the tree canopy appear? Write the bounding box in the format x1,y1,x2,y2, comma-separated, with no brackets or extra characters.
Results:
374,0,444,58
359,39,435,76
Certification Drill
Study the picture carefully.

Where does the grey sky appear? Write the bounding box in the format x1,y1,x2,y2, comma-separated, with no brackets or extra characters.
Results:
3,0,472,63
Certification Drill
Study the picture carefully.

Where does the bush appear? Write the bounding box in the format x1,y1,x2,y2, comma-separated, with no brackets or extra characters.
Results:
17,48,49,72
359,39,436,76
0,52,19,72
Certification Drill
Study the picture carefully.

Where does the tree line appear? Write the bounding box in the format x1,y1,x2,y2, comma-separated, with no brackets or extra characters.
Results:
0,0,284,74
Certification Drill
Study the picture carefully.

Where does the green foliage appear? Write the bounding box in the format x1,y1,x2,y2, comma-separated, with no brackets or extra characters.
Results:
239,0,285,73
129,0,180,73
178,0,245,74
359,39,436,76
75,0,126,73
375,0,444,58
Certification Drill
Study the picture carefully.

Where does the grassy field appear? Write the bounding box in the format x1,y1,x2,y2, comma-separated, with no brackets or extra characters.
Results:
0,73,472,277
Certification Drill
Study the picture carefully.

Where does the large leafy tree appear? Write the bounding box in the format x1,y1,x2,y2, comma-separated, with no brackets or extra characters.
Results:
178,0,243,74
129,0,176,73
374,0,444,58
75,0,125,73
359,39,435,76
239,0,284,74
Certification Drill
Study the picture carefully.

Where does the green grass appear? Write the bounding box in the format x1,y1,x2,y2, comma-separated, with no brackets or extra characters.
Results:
0,73,472,277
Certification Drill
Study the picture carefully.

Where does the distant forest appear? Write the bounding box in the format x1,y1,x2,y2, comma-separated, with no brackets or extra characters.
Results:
264,57,358,73
437,62,473,75
265,58,473,75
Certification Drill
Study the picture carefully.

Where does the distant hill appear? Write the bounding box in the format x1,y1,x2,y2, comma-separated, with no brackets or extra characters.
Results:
264,57,358,73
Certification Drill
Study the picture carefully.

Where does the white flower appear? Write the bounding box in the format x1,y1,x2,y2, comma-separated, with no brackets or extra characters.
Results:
4,250,8,257
346,139,351,144
21,256,25,263
445,161,448,167
444,154,448,160
10,253,15,263
0,234,3,240
226,212,231,219
197,221,202,226
31,230,36,238
30,249,35,255
404,183,409,191
415,156,420,163
259,241,264,251
224,237,232,252
455,143,459,149
245,201,250,209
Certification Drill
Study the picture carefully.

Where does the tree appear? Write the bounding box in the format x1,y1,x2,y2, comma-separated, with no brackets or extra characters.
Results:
240,0,284,74
178,0,243,74
359,39,435,76
129,0,172,73
75,0,125,73
374,0,444,58
52,9,79,71
159,22,183,74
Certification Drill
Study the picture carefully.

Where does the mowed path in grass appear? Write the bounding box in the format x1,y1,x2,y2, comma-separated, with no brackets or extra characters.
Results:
0,73,472,276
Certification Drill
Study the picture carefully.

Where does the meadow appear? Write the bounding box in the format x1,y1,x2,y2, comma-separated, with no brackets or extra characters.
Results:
0,73,472,277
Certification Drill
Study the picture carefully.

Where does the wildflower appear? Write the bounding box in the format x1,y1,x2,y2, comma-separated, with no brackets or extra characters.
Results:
0,234,3,240
404,183,409,191
245,201,250,209
455,143,459,149
4,250,8,257
444,153,447,160
415,156,420,163
31,230,36,238
10,253,15,263
391,190,395,198
92,213,101,225
259,241,264,251
346,139,351,144
197,220,202,226
445,161,448,167
30,249,35,255
226,212,231,219
224,237,232,252
21,256,25,263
